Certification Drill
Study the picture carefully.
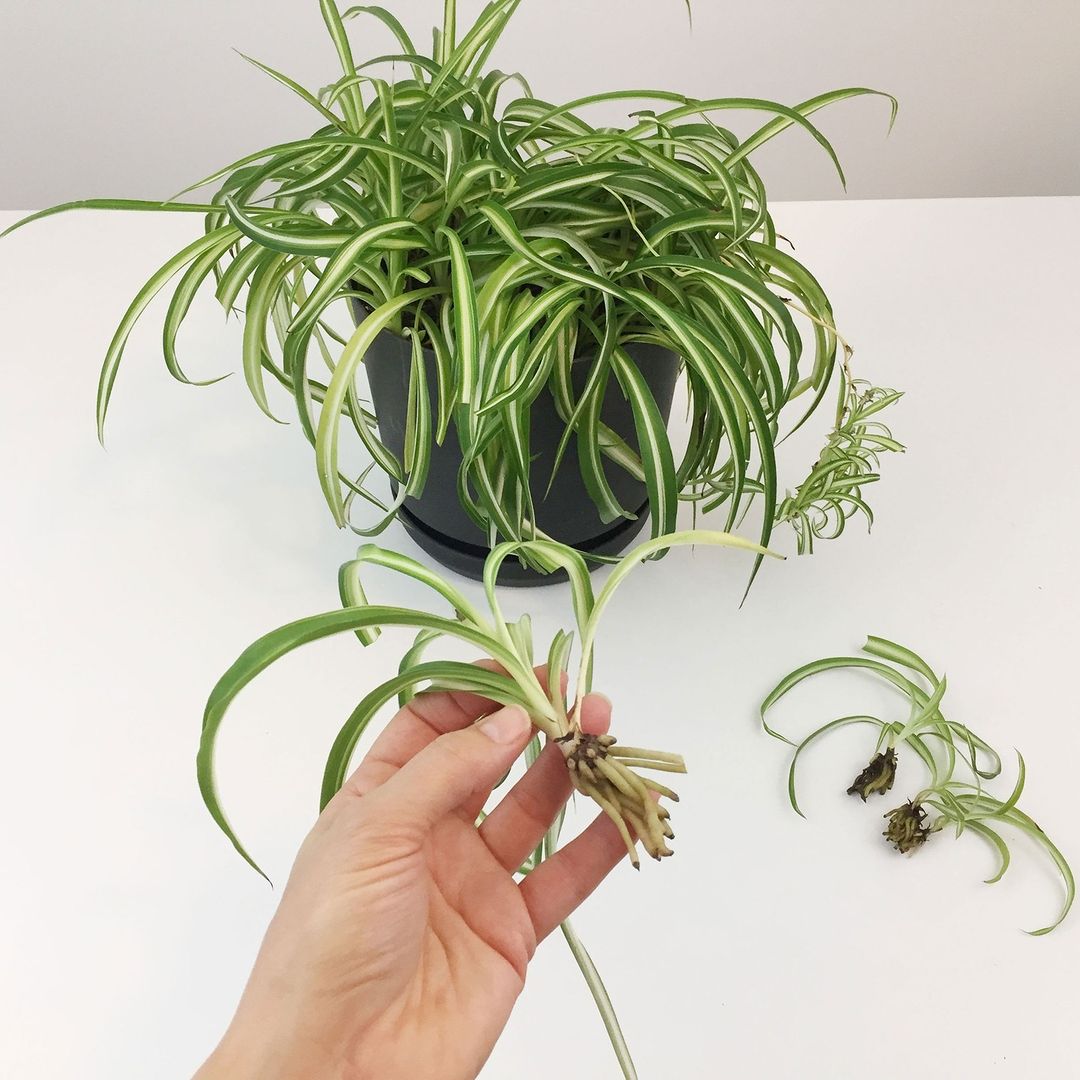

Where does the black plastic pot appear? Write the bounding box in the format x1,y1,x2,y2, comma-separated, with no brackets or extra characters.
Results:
350,298,680,585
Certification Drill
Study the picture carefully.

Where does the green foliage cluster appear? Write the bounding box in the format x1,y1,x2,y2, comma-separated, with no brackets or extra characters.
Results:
5,0,900,572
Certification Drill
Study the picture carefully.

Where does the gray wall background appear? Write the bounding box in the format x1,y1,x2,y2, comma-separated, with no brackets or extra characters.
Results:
0,0,1077,207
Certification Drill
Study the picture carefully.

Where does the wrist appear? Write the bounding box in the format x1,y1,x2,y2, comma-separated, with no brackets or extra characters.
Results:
195,1019,343,1080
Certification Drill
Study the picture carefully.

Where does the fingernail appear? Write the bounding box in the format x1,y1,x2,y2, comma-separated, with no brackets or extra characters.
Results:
479,705,531,744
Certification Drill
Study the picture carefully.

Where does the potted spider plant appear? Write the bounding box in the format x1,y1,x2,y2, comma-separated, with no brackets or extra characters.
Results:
4,0,901,583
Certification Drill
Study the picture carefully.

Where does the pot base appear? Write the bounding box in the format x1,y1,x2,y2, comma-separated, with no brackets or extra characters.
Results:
397,503,652,586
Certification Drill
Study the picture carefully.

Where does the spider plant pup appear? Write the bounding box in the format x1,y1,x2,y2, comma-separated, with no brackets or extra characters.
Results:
762,636,1074,935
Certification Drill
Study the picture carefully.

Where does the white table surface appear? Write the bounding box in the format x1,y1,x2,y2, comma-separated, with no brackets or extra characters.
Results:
1,197,1078,1080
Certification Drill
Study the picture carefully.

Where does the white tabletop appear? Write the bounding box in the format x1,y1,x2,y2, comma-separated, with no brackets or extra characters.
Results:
2,197,1078,1079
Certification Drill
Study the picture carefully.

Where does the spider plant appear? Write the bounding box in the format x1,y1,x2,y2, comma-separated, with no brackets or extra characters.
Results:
775,377,903,554
761,636,1074,935
200,527,777,1075
3,0,901,575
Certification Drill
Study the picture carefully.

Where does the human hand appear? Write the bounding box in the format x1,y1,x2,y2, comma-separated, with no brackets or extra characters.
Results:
196,666,628,1080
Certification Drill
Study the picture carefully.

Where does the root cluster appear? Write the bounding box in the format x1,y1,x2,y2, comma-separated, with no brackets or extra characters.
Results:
558,731,686,868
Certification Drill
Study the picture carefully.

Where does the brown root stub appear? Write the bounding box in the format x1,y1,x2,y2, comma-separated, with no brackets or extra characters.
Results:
883,799,932,854
847,748,898,801
558,731,685,869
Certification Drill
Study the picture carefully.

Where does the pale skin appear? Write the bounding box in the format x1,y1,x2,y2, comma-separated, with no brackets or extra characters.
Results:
196,666,628,1080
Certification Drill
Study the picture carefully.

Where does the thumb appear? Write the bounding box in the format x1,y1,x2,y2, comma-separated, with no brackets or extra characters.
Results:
377,706,534,834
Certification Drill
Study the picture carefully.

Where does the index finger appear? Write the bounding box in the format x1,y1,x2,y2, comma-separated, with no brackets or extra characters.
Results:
343,662,563,797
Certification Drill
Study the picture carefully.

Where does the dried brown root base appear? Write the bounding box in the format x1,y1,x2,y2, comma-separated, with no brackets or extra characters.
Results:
558,731,686,869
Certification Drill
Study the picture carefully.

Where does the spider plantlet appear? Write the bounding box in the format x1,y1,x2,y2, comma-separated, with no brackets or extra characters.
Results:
200,530,778,879
882,799,935,854
775,378,904,556
762,636,1075,934
847,747,898,801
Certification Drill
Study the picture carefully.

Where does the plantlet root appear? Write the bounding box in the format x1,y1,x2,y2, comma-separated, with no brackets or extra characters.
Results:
558,731,686,868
